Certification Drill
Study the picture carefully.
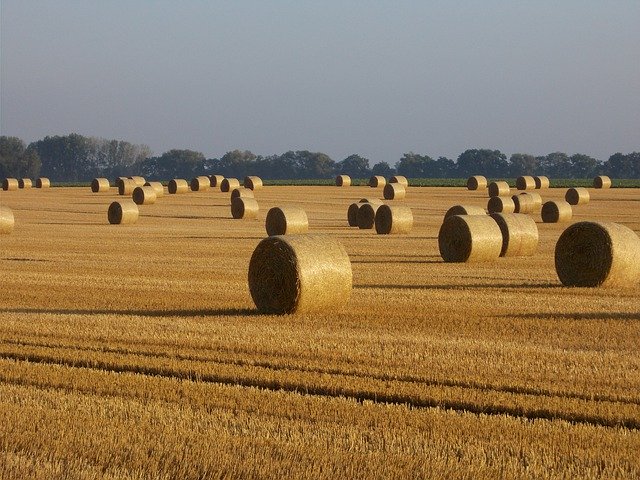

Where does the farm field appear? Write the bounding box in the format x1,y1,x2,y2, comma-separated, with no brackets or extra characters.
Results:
0,184,639,479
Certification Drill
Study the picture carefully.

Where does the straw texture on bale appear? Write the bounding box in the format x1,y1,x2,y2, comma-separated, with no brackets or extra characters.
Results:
541,201,572,223
144,181,164,197
132,186,157,205
516,176,536,190
488,181,510,197
375,205,413,234
117,178,135,196
0,206,15,234
18,178,32,189
512,194,535,214
244,176,263,190
335,175,351,187
231,188,255,200
265,206,309,236
534,176,550,189
35,178,50,188
555,221,640,287
389,175,409,187
438,215,503,263
467,176,487,190
487,196,515,214
91,178,110,193
593,176,612,189
490,213,539,257
369,176,386,188
191,176,211,191
220,178,240,192
168,179,189,194
357,202,382,229
444,205,486,220
209,175,224,188
231,197,259,219
2,178,18,191
248,235,352,314
108,200,139,225
383,183,406,200
565,187,590,206
359,198,383,205
129,176,146,187
521,192,543,211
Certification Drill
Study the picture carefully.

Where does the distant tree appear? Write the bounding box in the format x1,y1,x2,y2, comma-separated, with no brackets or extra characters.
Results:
569,154,599,178
396,153,436,177
434,156,456,178
99,140,152,178
137,149,206,180
216,150,257,178
509,153,538,176
29,134,96,181
456,149,508,177
0,136,41,178
371,161,394,177
539,152,571,177
604,152,640,178
278,151,334,178
336,154,370,178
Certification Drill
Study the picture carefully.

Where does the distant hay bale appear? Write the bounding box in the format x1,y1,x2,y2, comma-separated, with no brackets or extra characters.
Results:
129,176,146,187
35,178,50,188
438,215,503,262
336,175,351,187
390,175,409,187
244,176,263,190
168,179,189,194
369,176,386,188
534,176,550,189
2,178,19,191
541,200,572,223
231,187,254,200
108,200,139,225
248,235,352,314
209,175,224,188
144,181,164,197
593,176,611,189
375,205,413,234
118,178,135,196
220,178,240,192
265,206,309,236
467,176,487,190
0,206,15,234
511,194,535,214
488,181,510,197
18,179,32,189
490,213,539,257
487,196,515,214
132,186,157,205
91,178,110,193
357,202,382,229
565,187,590,206
383,183,406,200
231,197,259,219
444,205,486,220
516,176,536,190
191,176,210,191
555,221,640,287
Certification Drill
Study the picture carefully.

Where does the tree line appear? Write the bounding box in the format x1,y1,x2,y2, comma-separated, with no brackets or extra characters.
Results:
1,134,638,181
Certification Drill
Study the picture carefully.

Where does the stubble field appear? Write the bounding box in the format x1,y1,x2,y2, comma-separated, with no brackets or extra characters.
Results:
0,184,639,479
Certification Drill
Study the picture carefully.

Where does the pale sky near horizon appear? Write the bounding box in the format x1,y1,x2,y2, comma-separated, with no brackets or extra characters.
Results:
1,1,638,163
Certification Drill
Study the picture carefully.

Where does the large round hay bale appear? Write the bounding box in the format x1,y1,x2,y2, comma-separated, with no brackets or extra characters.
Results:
336,175,351,187
390,175,409,187
231,197,259,219
487,196,515,214
369,176,386,188
593,176,611,189
35,178,50,188
129,176,146,187
383,183,406,200
488,181,510,197
467,175,487,190
191,176,211,191
521,192,542,212
248,235,352,314
144,181,164,197
132,186,157,205
555,221,640,287
541,201,572,223
209,175,224,188
534,176,550,189
565,187,590,206
231,187,254,200
168,179,189,194
244,176,263,190
357,202,382,229
18,178,32,189
375,205,413,234
0,206,15,234
2,178,19,191
516,176,536,190
265,206,309,236
220,178,240,192
490,213,539,257
118,178,136,196
108,200,139,225
444,205,486,220
438,215,503,262
91,178,110,193
512,194,535,214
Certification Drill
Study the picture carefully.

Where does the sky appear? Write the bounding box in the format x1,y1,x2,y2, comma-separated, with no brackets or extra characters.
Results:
1,1,639,164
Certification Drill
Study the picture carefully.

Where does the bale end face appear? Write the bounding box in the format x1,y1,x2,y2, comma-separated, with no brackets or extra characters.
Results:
244,176,263,190
132,186,157,205
467,176,487,190
516,176,536,190
209,175,224,188
534,176,550,189
356,203,381,229
488,181,510,198
91,178,110,193
265,206,309,236
18,179,32,189
2,178,19,191
220,178,240,192
336,175,351,187
541,201,572,223
168,179,189,194
438,215,503,262
375,205,413,234
191,176,211,191
383,183,406,200
108,200,139,225
35,178,50,188
565,187,590,206
369,176,386,188
487,196,515,214
231,197,259,219
347,203,360,227
593,176,612,189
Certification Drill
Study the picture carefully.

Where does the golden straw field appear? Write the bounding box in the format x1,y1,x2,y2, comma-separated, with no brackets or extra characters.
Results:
0,184,639,479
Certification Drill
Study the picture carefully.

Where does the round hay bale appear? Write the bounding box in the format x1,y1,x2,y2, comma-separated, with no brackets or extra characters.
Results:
248,235,352,314
369,176,386,188
565,187,590,206
108,200,139,225
132,186,157,205
383,183,406,200
209,175,224,188
488,181,510,197
490,213,539,257
520,192,542,212
244,176,263,190
336,175,351,187
593,176,611,189
231,187,255,200
487,196,516,214
35,178,50,188
129,176,146,187
144,181,164,197
467,175,487,190
91,178,110,193
444,205,486,220
0,206,15,234
191,176,210,191
438,215,503,263
357,202,382,229
534,176,550,189
512,194,535,214
347,203,361,227
359,198,383,205
390,175,409,187
2,178,19,191
168,179,189,194
375,205,413,234
265,206,309,236
516,176,536,190
541,201,572,223
555,221,640,287
220,178,240,192
118,178,135,196
231,197,259,219
18,178,32,189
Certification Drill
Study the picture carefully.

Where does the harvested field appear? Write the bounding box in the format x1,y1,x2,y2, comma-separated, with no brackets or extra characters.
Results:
0,185,639,479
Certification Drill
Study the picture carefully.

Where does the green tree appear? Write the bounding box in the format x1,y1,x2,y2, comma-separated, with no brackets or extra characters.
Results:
397,153,435,177
456,149,508,177
569,154,599,178
216,150,257,178
371,161,394,177
604,152,639,178
0,136,41,178
336,154,370,178
509,153,538,176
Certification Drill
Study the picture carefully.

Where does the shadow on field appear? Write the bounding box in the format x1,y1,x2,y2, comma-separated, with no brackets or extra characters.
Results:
352,260,442,264
510,312,640,320
356,282,557,290
182,235,263,240
0,307,260,318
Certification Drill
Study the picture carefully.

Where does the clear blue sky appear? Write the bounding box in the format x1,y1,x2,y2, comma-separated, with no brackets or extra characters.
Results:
1,1,638,163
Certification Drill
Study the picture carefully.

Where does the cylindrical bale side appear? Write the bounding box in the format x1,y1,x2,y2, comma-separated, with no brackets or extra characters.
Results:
144,181,164,197
108,200,139,225
375,205,413,235
487,196,516,214
265,206,309,236
593,176,612,189
467,175,487,190
231,188,255,200
438,215,503,263
248,235,352,314
91,178,110,193
488,181,510,197
35,178,50,188
129,176,146,187
389,175,409,187
191,176,211,191
244,176,263,190
520,192,543,212
490,213,539,257
231,197,259,219
168,179,189,194
516,176,536,190
512,194,535,214
565,187,590,206
132,186,157,205
18,179,32,189
2,178,19,191
118,178,135,196
444,205,486,220
541,201,572,223
383,183,406,200
336,175,351,187
357,203,382,230
0,206,15,234
555,221,640,287
534,176,550,189
220,178,240,192
369,176,386,188
359,198,383,205
209,175,224,188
